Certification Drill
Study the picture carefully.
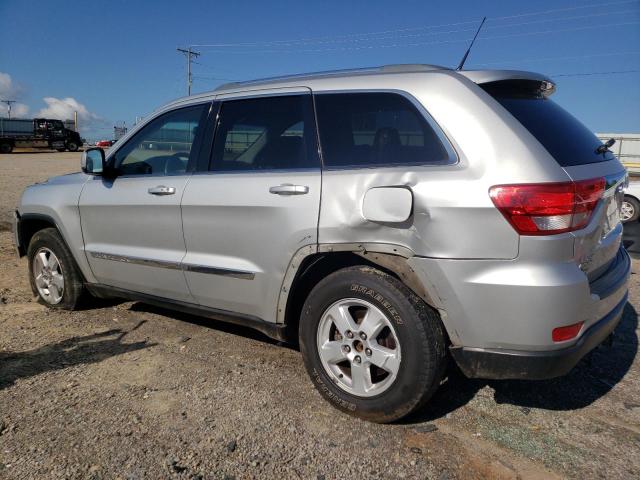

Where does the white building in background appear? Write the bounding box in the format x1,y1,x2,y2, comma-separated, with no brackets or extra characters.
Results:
597,133,640,174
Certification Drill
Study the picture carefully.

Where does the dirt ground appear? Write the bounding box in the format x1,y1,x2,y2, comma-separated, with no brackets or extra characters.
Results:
0,151,639,479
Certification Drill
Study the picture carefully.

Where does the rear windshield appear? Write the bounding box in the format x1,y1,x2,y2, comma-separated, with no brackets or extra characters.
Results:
483,82,614,167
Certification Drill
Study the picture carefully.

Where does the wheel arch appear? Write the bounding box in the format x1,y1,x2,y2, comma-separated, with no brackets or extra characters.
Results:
16,213,59,257
280,244,445,343
16,213,89,283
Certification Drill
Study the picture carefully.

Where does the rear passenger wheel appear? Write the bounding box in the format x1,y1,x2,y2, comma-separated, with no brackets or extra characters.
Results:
622,196,640,223
27,228,84,309
299,266,447,423
0,142,13,154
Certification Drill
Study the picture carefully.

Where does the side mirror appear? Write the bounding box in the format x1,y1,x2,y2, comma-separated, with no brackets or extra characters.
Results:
81,147,105,175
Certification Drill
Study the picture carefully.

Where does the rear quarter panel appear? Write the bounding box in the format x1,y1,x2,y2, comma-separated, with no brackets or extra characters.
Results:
313,72,572,259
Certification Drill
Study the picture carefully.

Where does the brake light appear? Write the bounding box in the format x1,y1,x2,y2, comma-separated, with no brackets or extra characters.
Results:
552,321,584,342
489,178,605,235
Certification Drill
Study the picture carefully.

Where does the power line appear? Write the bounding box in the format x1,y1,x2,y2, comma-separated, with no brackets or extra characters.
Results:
472,51,640,67
177,47,201,96
192,21,639,55
492,0,637,21
190,0,638,49
551,69,640,77
194,8,636,49
192,75,240,82
481,21,640,42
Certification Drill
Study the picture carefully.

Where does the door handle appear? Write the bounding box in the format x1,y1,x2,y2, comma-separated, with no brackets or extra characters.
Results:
148,185,176,195
269,184,309,195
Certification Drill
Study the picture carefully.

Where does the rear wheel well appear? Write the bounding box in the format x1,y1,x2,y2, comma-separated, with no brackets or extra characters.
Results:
283,251,439,344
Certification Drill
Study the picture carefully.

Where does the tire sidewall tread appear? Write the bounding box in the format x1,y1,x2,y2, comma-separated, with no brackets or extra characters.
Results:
27,227,84,310
299,265,447,423
624,196,640,223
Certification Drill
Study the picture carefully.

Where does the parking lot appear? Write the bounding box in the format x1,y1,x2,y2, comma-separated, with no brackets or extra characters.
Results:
0,151,639,479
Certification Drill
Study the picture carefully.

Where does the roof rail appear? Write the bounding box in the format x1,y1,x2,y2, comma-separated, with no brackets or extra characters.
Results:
213,64,450,91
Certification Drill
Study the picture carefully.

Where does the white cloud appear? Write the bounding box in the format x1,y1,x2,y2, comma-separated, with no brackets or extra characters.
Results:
0,72,23,98
10,103,30,117
36,97,99,123
0,72,29,118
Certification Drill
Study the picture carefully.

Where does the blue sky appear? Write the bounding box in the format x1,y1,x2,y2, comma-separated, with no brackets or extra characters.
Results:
1,0,638,140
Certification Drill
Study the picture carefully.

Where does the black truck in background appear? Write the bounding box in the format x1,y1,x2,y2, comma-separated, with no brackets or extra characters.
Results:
0,118,83,153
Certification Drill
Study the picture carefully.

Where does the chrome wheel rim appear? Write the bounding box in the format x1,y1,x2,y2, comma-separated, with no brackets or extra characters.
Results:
316,298,401,398
621,201,635,222
32,247,64,304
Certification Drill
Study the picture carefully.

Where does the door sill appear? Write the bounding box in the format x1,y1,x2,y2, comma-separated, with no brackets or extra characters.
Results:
85,283,289,342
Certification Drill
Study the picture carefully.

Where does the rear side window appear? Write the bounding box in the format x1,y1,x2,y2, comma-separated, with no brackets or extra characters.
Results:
211,94,318,171
314,92,452,168
484,82,614,167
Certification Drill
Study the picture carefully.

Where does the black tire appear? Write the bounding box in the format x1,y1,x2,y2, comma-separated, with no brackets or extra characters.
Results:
66,142,79,152
622,196,640,223
0,142,13,154
27,228,85,310
299,266,447,423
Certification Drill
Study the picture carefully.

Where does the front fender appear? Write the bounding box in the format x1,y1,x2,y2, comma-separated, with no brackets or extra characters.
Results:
18,176,96,283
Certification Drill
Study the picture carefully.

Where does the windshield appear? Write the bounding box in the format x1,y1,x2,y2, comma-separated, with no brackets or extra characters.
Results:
484,83,615,167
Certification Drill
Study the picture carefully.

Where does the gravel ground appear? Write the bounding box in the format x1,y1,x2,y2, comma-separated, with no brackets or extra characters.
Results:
1,151,639,479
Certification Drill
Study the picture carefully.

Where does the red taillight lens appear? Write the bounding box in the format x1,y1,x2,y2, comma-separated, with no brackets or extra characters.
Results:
489,178,605,235
552,321,584,342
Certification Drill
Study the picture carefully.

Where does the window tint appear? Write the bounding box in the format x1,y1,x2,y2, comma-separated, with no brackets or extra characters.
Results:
114,105,206,176
487,94,614,167
211,95,318,171
314,93,451,168
481,81,614,167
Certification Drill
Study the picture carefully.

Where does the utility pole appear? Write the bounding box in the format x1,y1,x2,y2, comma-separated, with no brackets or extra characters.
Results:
1,99,16,119
177,47,200,96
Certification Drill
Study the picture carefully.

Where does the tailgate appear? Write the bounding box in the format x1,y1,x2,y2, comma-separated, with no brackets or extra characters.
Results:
565,163,627,280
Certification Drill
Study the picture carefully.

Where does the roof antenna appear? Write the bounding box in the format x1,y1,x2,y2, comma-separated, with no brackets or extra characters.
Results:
456,17,487,71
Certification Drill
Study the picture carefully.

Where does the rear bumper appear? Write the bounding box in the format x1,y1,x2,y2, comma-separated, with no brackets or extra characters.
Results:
450,290,627,380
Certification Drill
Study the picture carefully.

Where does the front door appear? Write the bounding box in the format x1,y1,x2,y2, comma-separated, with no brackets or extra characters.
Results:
181,91,321,322
79,103,209,301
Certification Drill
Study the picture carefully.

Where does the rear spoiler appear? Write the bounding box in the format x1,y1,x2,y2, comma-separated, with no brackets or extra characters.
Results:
458,70,556,96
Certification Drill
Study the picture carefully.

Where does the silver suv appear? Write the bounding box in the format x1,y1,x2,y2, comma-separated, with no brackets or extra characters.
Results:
13,65,630,422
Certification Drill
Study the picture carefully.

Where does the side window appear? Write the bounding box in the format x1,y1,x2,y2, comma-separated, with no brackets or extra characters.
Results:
211,95,318,171
113,104,206,176
314,92,452,168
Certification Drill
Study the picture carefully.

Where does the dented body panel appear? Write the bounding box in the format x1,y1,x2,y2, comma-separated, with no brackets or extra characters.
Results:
14,65,630,379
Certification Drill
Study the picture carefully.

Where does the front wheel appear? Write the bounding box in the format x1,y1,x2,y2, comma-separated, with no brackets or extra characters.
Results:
27,228,85,309
622,196,640,223
299,266,447,423
66,141,79,152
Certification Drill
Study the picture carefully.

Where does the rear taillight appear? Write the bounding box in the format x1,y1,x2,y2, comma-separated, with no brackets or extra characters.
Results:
489,178,605,235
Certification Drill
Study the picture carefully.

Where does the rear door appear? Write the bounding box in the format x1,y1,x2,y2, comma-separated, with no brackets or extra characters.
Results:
79,103,209,301
181,89,321,323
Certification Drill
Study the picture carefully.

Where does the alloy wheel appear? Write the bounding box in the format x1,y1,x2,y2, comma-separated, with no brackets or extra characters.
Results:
316,298,401,397
32,247,65,304
621,200,635,222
